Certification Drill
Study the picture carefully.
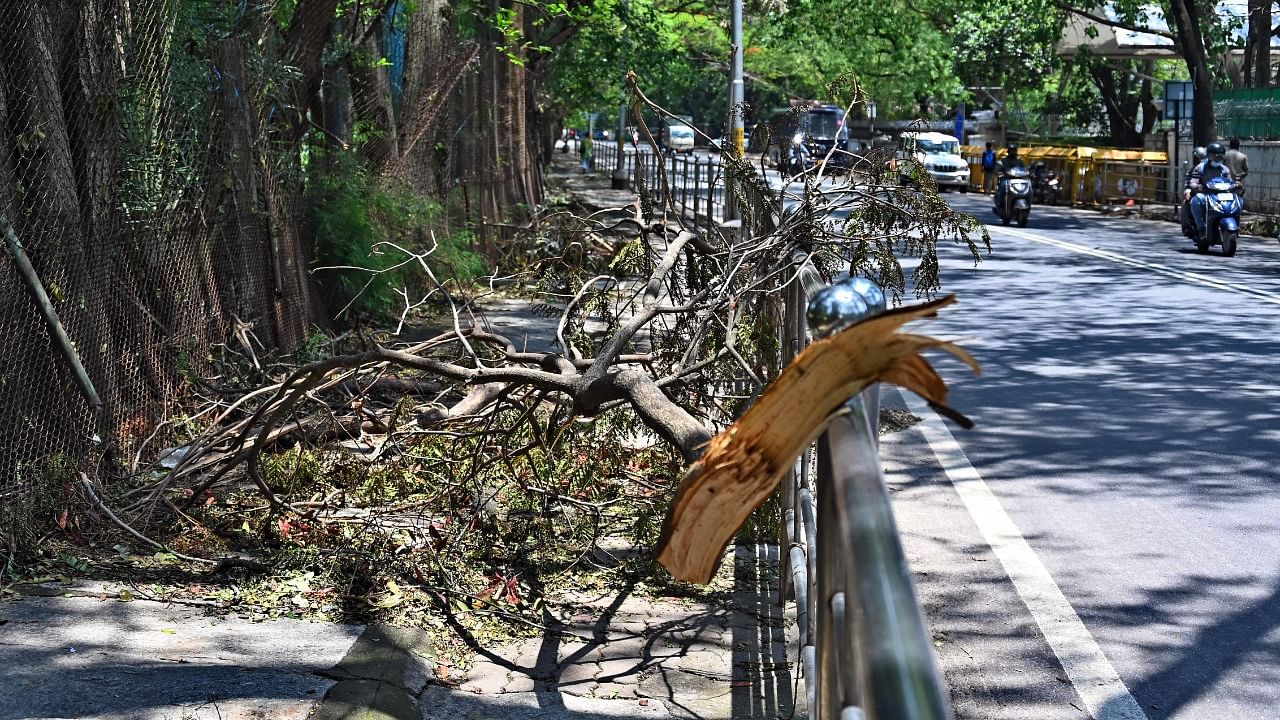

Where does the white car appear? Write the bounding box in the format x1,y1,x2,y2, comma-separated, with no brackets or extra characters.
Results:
662,123,696,154
898,131,970,192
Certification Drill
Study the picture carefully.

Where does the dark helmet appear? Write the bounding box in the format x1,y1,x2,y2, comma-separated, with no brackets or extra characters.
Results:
1207,142,1226,161
1193,146,1207,162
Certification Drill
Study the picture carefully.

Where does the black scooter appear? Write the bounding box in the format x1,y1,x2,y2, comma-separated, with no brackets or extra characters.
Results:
994,166,1033,227
1030,162,1061,205
780,132,812,176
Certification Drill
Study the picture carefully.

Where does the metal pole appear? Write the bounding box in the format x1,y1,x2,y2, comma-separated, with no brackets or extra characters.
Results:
1,217,102,409
726,0,744,220
612,0,629,190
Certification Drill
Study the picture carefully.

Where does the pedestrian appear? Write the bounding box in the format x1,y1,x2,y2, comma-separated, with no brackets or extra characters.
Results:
981,141,998,193
579,133,593,174
1225,137,1249,192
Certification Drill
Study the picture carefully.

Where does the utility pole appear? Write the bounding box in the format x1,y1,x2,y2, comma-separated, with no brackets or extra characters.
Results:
726,0,744,220
611,0,630,190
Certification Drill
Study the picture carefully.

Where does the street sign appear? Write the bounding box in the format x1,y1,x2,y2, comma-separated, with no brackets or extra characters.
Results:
1162,81,1193,121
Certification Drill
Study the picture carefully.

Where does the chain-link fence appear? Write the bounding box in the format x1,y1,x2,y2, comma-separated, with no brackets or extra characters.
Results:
0,1,326,542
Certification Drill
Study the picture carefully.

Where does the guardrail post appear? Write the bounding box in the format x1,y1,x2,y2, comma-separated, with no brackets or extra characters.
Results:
708,159,717,225
696,156,702,219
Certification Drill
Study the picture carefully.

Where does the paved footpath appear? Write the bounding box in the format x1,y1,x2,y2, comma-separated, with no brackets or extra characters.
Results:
0,544,799,720
429,545,800,720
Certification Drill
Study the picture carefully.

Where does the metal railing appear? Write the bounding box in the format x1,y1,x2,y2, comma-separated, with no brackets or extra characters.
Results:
591,143,726,237
778,260,952,720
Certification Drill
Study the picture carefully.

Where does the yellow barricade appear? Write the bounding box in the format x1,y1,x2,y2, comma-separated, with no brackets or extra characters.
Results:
960,144,1170,207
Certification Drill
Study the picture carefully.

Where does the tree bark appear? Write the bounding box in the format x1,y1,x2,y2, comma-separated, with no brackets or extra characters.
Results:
282,0,339,143
348,9,399,173
1247,0,1270,87
1166,0,1216,144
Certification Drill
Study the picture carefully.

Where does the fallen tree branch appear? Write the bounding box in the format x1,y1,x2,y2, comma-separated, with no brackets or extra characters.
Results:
656,296,979,583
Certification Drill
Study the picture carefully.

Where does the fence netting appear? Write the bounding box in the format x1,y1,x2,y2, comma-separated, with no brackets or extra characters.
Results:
0,1,328,543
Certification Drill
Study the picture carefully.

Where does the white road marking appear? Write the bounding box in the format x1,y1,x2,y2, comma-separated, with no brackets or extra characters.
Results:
901,390,1150,720
989,225,1280,306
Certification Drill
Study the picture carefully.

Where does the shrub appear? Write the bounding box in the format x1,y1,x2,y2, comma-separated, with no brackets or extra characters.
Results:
308,164,486,319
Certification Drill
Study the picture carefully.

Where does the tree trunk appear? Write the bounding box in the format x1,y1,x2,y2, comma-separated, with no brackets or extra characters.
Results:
1248,0,1271,87
1139,63,1157,136
349,10,399,173
399,0,451,192
1167,0,1216,144
1091,61,1143,147
282,0,339,143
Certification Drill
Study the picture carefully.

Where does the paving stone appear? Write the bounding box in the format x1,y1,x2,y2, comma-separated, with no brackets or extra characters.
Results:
502,673,537,693
673,650,729,675
509,639,551,671
587,681,640,700
556,660,600,688
595,657,644,682
595,635,649,662
463,667,512,695
556,640,603,665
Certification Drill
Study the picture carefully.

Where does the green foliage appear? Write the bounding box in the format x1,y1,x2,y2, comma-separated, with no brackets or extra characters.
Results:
546,0,732,131
949,0,1065,95
307,162,486,319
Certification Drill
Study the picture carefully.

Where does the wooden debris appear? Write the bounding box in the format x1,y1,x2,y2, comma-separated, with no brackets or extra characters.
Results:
656,295,979,583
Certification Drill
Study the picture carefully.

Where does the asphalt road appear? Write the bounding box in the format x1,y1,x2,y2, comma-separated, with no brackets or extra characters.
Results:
883,192,1280,720
644,159,1280,717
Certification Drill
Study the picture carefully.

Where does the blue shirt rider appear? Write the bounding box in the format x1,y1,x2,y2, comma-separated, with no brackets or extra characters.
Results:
1184,142,1236,238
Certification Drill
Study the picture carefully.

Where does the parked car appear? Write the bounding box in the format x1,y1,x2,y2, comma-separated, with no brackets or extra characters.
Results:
660,115,696,154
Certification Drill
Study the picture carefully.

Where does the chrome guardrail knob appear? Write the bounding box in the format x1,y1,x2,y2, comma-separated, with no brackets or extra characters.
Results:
806,277,887,338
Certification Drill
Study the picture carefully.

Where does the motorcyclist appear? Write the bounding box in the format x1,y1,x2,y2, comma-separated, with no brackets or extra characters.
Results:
1180,146,1207,235
1001,143,1025,170
995,143,1025,209
1184,142,1236,240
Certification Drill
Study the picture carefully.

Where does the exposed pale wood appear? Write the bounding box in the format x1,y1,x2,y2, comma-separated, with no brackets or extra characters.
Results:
656,296,979,583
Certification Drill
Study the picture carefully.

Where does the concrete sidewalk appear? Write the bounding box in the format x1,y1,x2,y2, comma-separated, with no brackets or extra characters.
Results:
1,588,362,720
1,544,799,720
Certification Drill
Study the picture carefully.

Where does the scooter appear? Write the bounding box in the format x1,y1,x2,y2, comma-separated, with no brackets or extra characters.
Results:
994,166,1033,227
1186,178,1243,256
780,132,812,176
1031,162,1061,205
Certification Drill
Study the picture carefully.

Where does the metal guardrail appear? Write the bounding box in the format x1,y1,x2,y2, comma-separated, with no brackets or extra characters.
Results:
591,143,726,236
778,260,952,720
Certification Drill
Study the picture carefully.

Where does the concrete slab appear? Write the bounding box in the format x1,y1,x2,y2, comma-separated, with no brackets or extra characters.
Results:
0,594,361,720
418,688,670,719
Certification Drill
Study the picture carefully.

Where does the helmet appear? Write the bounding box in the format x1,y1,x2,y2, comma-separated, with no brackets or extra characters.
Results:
1207,142,1226,161
1193,146,1207,162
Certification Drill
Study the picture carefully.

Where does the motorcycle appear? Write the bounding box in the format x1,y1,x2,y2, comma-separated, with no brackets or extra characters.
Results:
780,132,812,176
1185,177,1243,256
1030,162,1061,205
994,166,1033,227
